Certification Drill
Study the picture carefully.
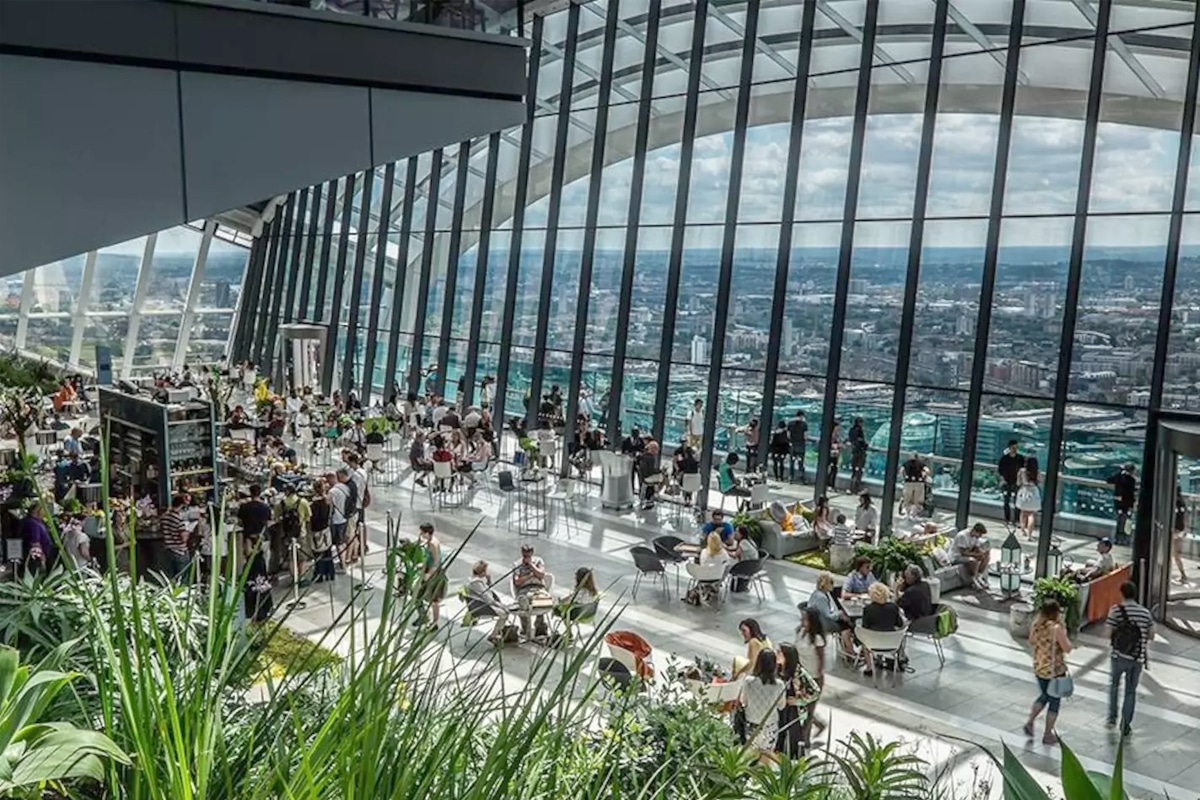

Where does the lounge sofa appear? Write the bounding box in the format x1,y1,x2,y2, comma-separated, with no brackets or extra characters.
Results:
756,512,820,559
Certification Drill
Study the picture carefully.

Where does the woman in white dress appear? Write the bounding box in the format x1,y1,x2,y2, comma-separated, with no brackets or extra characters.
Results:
739,648,784,762
1016,456,1042,540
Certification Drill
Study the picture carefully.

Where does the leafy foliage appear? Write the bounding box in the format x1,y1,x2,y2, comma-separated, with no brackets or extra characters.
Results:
829,732,932,799
856,538,930,580
1033,576,1082,633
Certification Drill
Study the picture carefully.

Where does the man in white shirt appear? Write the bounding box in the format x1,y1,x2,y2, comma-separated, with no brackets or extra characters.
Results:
463,406,482,431
951,523,991,591
328,470,351,556
686,399,704,450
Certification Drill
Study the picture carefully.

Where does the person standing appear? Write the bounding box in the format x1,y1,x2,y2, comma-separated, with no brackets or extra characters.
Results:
1016,457,1042,540
1106,464,1137,546
901,453,928,519
743,418,761,474
787,411,808,482
1174,489,1189,584
417,523,445,630
1025,599,1072,745
686,399,705,451
1106,581,1154,737
848,417,868,494
998,440,1022,527
160,494,191,580
769,421,790,481
825,421,842,494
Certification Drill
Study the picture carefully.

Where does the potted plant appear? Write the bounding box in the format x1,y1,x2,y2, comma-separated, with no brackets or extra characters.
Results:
730,511,763,546
1033,576,1081,636
0,387,42,457
856,537,928,583
363,417,389,445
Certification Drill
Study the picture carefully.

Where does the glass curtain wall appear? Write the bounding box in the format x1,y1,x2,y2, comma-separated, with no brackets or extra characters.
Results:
238,0,1200,547
0,223,250,375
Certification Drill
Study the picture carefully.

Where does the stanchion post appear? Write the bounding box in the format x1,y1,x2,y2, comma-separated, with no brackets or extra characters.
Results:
285,537,306,610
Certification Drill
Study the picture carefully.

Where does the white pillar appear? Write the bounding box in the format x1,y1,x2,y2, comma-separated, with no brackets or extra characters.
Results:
68,250,98,366
13,269,36,350
121,233,158,378
173,221,216,369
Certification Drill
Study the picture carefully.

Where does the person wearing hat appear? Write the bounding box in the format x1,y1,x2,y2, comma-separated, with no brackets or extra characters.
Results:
513,543,550,641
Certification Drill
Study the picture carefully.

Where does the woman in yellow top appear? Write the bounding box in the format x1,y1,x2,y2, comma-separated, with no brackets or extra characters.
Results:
733,618,773,677
1025,600,1072,744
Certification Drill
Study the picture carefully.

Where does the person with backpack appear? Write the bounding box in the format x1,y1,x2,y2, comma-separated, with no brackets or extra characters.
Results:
309,478,335,583
329,468,356,570
345,452,370,565
275,484,311,583
1106,581,1154,737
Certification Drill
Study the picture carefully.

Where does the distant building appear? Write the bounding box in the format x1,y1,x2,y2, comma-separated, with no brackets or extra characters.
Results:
690,334,708,365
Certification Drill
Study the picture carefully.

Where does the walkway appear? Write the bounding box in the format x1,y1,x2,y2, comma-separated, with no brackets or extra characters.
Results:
281,461,1200,798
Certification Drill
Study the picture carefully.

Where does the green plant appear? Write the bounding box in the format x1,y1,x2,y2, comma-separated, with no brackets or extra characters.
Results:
989,739,1128,800
0,643,129,794
0,387,42,457
61,497,83,515
1033,576,1082,634
363,416,391,436
731,511,764,545
829,731,930,799
856,537,928,580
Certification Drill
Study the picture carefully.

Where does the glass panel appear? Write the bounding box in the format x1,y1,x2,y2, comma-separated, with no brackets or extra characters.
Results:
767,372,824,485
784,222,842,374
23,317,73,363
547,229,584,352
908,219,987,390
795,117,854,221
983,217,1071,399
187,312,234,365
1067,214,1168,406
1055,406,1146,531
479,231,512,343
1164,214,1200,409
511,229,548,349
625,225,670,361
836,220,911,383
968,393,1053,526
901,387,972,517
723,224,779,367
671,225,721,365
1004,117,1088,215
739,121,791,224
927,54,1005,218
91,237,147,313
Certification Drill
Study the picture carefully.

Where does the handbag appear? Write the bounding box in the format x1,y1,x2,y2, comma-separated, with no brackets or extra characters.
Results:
1046,626,1074,699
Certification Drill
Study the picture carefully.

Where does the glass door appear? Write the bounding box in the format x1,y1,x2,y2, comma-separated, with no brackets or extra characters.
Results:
1150,420,1200,638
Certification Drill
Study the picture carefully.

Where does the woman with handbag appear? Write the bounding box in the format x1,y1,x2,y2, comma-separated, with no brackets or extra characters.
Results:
1025,599,1073,744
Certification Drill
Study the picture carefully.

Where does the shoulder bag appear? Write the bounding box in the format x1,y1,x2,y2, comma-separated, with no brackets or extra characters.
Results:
1046,624,1074,699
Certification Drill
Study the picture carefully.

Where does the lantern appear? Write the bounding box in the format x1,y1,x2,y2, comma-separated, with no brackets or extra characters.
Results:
1000,531,1023,595
1047,540,1064,578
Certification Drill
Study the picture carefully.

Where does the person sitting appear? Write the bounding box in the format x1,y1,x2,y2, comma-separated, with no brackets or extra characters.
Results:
341,419,367,454
854,492,878,538
48,413,69,431
733,618,774,677
675,443,700,503
512,544,550,641
812,496,833,542
897,564,934,622
808,571,855,657
430,435,456,489
1072,537,1116,583
951,523,991,591
728,525,760,562
843,556,878,597
830,514,853,547
685,532,731,607
227,405,251,429
859,581,906,677
558,566,599,624
462,406,482,432
702,509,735,544
409,431,433,487
52,379,76,413
461,431,493,480
620,427,645,457
717,453,753,510
466,560,510,645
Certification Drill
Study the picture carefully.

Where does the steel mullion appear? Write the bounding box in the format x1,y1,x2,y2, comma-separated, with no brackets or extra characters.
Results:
341,169,375,397
406,149,444,397
813,0,879,499
461,133,503,409
361,162,397,403
251,209,286,365
436,142,474,402
605,0,662,446
880,0,948,536
313,179,340,319
382,158,420,401
281,188,309,326
1135,2,1200,585
321,172,359,393
1037,1,1111,576
262,194,296,363
232,231,268,361
649,0,703,447
527,3,581,424
562,0,621,462
698,0,759,508
297,183,323,321
758,0,818,492
173,219,216,369
492,14,544,429
955,0,1027,529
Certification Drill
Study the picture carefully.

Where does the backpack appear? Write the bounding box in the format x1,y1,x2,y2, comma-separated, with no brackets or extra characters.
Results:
360,472,372,509
1111,605,1142,659
280,502,302,539
310,498,330,533
343,478,359,519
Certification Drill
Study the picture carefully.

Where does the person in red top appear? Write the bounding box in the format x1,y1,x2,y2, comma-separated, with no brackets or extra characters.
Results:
430,435,456,491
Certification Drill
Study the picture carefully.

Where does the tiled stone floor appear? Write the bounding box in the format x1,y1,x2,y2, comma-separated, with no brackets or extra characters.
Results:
278,452,1200,798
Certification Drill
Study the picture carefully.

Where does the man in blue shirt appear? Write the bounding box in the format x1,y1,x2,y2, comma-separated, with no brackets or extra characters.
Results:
843,555,879,596
701,509,735,543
